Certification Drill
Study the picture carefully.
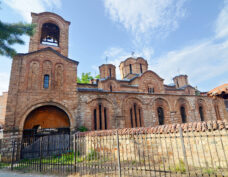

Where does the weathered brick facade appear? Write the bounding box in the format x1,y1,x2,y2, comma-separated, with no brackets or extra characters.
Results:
0,92,7,126
2,12,227,140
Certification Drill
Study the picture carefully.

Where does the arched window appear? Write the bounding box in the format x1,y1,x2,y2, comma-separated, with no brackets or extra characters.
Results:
140,64,143,73
157,107,164,125
129,103,142,128
93,104,108,130
180,106,187,123
214,105,221,120
129,64,132,74
40,23,60,46
199,106,204,121
148,87,154,94
109,68,112,77
43,74,49,89
110,85,112,92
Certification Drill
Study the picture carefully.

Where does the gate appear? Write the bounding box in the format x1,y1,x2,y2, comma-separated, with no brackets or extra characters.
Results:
21,128,70,159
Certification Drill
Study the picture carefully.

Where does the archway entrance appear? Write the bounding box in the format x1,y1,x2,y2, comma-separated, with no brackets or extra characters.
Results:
23,105,70,138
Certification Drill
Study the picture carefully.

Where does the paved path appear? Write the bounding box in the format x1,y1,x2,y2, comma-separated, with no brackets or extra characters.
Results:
0,170,61,177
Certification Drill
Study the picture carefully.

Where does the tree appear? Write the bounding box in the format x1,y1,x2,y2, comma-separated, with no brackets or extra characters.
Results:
0,19,36,58
95,74,100,79
77,72,94,84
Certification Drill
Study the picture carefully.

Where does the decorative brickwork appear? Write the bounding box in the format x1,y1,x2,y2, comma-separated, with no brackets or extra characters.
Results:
1,12,227,144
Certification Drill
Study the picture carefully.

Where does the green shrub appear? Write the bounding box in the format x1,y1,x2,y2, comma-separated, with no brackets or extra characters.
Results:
171,160,186,173
78,126,88,132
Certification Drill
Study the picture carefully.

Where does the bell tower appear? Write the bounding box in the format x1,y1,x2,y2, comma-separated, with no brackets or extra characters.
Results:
29,12,70,57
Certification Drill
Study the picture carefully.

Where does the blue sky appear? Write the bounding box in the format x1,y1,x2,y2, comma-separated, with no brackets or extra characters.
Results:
0,0,228,95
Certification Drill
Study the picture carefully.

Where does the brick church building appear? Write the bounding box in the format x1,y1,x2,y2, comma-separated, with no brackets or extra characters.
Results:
3,12,227,138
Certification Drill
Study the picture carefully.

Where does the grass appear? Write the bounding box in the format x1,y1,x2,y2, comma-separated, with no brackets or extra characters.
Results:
170,160,186,173
202,168,216,175
16,149,100,166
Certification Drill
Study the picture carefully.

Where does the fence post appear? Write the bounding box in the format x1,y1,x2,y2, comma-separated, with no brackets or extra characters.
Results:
116,129,121,177
74,133,76,173
179,126,190,175
39,137,43,172
11,140,16,171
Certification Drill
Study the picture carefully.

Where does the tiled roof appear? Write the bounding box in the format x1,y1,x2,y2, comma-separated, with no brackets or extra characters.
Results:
76,120,227,136
208,83,228,96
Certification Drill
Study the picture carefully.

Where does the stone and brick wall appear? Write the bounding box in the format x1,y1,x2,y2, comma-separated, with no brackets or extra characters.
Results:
0,92,7,126
78,120,228,169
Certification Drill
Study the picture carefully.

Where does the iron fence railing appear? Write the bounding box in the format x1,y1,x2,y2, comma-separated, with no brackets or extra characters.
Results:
0,122,228,176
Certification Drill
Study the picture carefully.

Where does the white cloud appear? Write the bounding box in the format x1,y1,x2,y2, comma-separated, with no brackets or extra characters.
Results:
0,73,10,95
3,0,62,22
104,0,186,39
101,1,228,91
152,40,228,88
215,0,228,39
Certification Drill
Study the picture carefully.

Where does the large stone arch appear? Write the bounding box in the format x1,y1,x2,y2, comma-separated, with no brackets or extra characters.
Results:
152,97,171,125
19,101,74,131
87,98,114,130
122,97,144,128
174,98,191,123
196,98,208,121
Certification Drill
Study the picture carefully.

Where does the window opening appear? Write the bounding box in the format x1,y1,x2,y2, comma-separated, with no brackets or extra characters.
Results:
180,106,187,123
134,104,138,127
43,75,49,89
130,64,132,74
138,109,141,127
99,104,102,129
140,64,143,73
110,85,112,92
104,108,107,129
109,68,112,77
157,107,164,125
199,106,204,121
94,109,97,130
130,108,133,128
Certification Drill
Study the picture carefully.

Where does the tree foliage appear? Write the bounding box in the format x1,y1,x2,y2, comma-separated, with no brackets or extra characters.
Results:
77,72,100,84
77,72,93,84
0,20,36,58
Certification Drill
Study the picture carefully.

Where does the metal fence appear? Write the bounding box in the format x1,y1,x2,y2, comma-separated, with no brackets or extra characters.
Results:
0,122,228,176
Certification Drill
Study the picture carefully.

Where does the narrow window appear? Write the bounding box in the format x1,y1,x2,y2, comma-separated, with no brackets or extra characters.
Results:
94,109,97,130
140,64,143,73
176,80,179,88
225,99,228,111
99,104,102,130
43,75,49,89
138,109,142,127
157,107,164,125
134,104,138,127
180,106,187,123
109,68,112,77
199,106,204,121
104,108,107,129
110,85,112,92
130,108,133,128
214,105,221,120
148,87,154,94
130,64,132,74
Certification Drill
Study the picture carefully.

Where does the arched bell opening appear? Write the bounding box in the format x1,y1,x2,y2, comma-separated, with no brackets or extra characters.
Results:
40,23,60,47
22,105,70,140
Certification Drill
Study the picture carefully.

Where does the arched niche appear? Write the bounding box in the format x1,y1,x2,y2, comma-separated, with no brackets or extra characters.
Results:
23,105,70,137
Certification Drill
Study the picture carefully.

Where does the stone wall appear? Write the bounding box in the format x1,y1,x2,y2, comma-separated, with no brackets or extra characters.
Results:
78,121,228,170
77,91,227,130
